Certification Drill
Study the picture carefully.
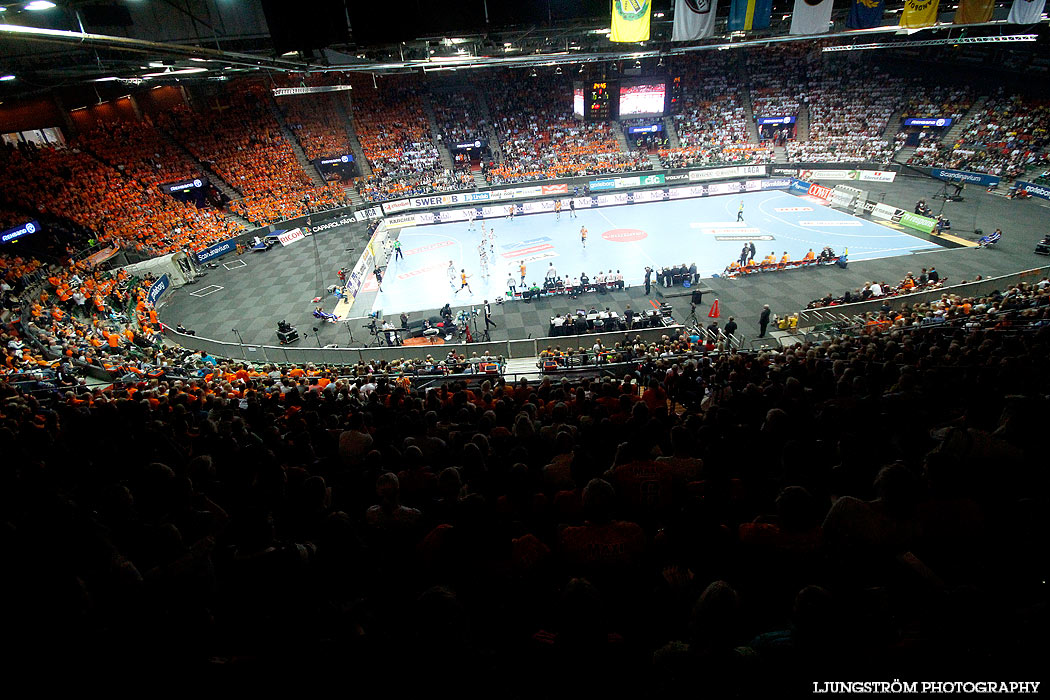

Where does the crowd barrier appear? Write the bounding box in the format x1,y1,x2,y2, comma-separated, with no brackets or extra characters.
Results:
160,323,684,365
796,265,1050,328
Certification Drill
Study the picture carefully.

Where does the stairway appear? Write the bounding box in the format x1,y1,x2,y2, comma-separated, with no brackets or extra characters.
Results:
881,103,906,140
156,127,238,197
333,93,373,180
266,96,326,187
472,171,487,188
894,145,917,164
648,153,663,169
772,145,789,164
420,93,455,170
796,104,811,142
663,117,681,149
942,94,986,146
344,187,366,208
738,60,760,144
474,91,504,163
612,121,631,153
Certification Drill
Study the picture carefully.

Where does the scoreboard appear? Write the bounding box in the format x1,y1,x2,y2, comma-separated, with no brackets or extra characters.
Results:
669,75,682,112
586,81,614,121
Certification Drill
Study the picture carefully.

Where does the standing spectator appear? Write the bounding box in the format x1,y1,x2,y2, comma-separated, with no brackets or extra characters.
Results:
759,304,771,338
724,316,737,340
645,266,653,295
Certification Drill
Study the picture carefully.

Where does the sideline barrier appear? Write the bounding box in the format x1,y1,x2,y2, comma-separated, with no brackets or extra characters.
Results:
161,323,684,365
796,266,1050,328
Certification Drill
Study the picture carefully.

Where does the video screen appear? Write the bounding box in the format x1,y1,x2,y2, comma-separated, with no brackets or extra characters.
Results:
618,81,666,117
573,84,585,119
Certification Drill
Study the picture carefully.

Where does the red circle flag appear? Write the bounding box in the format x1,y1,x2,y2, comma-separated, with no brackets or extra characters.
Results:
601,228,648,242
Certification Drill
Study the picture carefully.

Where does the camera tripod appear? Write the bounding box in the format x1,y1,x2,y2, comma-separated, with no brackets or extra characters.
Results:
686,303,701,326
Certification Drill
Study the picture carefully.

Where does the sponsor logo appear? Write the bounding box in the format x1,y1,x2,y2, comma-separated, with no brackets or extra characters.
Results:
904,117,952,127
502,243,554,258
503,237,553,250
715,235,775,241
147,275,170,304
271,85,352,96
932,168,1000,187
386,214,417,227
699,227,762,236
541,184,568,195
862,200,877,213
590,178,616,191
756,116,796,125
774,207,813,212
1018,181,1050,200
808,184,833,200
627,124,663,134
167,179,204,192
799,221,863,227
309,216,354,233
462,191,491,202
382,199,412,214
397,263,446,280
666,174,689,181
1,219,40,243
641,174,665,185
684,0,712,14
278,228,305,246
195,239,235,263
404,241,454,256
601,228,648,242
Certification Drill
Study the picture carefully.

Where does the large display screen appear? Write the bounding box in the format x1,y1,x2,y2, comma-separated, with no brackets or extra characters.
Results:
587,81,613,121
618,81,666,117
573,84,585,119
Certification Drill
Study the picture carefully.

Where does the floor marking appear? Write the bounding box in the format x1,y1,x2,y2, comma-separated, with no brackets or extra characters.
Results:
189,285,224,297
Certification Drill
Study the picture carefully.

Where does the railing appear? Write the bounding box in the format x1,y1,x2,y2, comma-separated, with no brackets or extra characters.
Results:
159,322,685,365
796,266,1050,329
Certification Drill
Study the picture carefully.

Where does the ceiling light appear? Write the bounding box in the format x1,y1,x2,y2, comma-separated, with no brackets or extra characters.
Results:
554,66,562,74
148,61,167,68
25,1,57,10
189,58,211,62
142,67,208,78
578,64,585,73
0,75,16,81
529,68,537,77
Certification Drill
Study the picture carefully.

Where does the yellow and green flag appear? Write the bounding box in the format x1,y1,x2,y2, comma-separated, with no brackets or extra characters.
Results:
900,0,941,28
611,0,652,42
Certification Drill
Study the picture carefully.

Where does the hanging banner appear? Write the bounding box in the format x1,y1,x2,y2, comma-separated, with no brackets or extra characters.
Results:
790,0,834,34
728,0,773,30
847,0,885,29
900,0,941,28
611,0,652,42
954,0,995,22
1007,0,1046,23
672,0,718,40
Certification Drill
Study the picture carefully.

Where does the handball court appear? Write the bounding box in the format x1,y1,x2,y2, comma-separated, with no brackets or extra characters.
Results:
367,190,940,316
159,182,1043,349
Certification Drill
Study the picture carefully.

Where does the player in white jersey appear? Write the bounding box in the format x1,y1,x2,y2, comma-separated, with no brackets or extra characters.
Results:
479,249,489,278
465,207,477,230
447,260,457,289
487,226,496,255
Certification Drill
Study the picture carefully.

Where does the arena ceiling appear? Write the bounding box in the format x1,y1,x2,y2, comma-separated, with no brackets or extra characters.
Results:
0,0,1047,100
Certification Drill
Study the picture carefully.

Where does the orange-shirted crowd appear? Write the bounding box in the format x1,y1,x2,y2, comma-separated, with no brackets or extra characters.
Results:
2,250,164,378
159,85,349,225
0,140,242,255
278,92,354,163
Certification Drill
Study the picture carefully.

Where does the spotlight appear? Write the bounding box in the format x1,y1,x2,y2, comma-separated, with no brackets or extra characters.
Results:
25,1,57,9
529,68,538,77
554,66,562,75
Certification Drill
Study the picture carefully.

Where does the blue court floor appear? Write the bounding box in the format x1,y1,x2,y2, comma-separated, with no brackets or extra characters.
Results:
367,190,940,315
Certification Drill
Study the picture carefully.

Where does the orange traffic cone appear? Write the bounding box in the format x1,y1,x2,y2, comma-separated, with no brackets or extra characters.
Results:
708,298,720,318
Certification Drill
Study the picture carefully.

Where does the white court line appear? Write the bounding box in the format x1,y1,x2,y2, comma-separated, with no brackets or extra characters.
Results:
189,285,223,297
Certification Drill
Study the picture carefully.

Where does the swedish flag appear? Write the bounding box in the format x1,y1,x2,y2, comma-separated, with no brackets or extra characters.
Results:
728,0,773,30
611,0,652,42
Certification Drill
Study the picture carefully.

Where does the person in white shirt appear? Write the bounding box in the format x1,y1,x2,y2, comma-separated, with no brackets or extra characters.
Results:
545,263,557,281
447,261,457,289
870,282,883,297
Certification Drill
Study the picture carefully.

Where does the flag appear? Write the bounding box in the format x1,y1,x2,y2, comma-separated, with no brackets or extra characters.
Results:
900,0,941,27
1007,0,1046,23
846,0,885,29
728,0,773,30
790,0,834,34
611,0,652,42
955,0,994,22
672,0,718,40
